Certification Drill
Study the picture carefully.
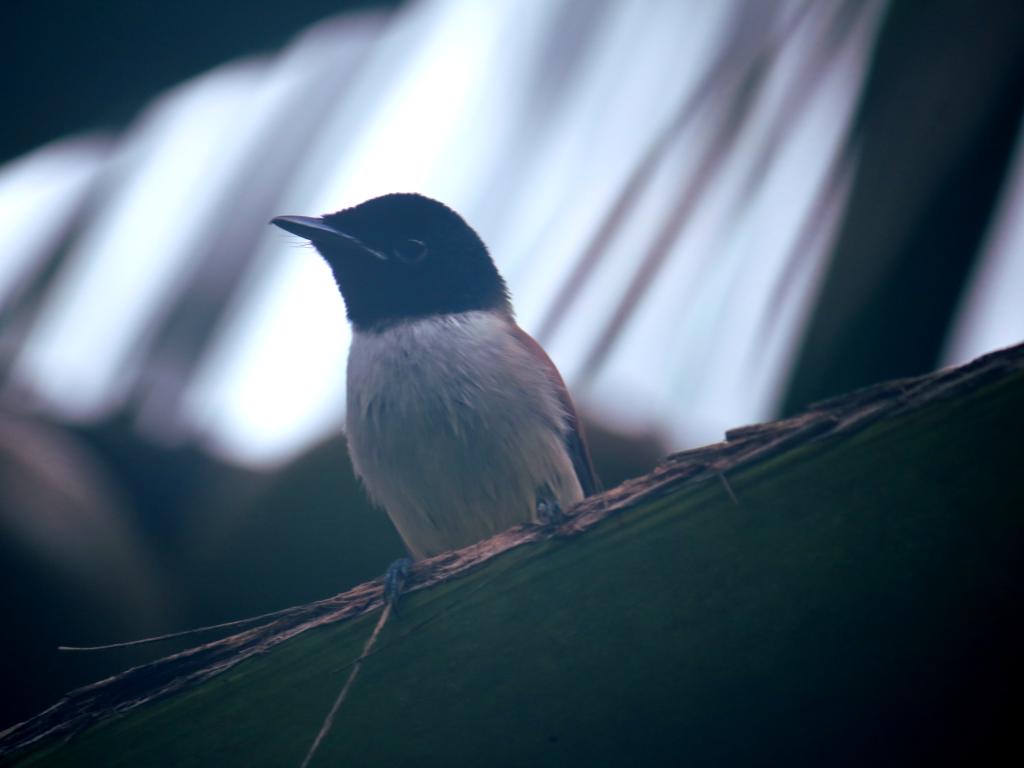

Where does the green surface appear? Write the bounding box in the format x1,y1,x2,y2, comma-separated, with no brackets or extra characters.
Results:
17,375,1024,767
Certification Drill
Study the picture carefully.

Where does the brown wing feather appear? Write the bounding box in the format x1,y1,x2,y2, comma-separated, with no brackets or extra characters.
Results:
509,324,600,496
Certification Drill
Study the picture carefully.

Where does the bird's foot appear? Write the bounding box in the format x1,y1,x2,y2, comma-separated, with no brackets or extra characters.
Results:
383,557,413,612
536,498,565,526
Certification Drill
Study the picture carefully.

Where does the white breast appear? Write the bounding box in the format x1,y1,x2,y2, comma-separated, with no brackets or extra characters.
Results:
345,311,582,559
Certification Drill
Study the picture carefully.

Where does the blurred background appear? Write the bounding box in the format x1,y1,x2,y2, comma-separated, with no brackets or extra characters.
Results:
2,0,1023,730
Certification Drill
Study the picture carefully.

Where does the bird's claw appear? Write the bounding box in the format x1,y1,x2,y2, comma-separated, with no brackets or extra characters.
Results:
383,557,413,611
536,498,565,525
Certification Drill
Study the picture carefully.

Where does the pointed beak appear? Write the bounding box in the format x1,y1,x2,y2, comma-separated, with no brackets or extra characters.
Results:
270,215,388,260
270,215,341,240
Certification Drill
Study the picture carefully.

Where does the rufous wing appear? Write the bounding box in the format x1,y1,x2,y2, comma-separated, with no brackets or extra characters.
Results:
510,325,600,496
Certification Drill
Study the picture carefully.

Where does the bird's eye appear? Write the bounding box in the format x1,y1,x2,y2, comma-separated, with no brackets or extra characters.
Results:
393,238,429,263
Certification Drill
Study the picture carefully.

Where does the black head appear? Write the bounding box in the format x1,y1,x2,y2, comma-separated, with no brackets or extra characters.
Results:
271,193,511,330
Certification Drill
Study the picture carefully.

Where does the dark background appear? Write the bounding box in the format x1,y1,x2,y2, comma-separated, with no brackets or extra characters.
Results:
0,0,400,164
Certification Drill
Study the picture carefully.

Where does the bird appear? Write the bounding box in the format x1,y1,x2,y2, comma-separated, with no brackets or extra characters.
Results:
271,193,598,582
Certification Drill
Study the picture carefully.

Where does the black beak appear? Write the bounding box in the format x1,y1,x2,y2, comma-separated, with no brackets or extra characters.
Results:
270,215,388,260
271,215,341,240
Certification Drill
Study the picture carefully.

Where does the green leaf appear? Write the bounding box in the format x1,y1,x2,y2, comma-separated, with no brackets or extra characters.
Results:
6,344,1023,767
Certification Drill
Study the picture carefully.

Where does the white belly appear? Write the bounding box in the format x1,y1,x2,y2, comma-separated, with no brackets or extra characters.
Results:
345,312,582,559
